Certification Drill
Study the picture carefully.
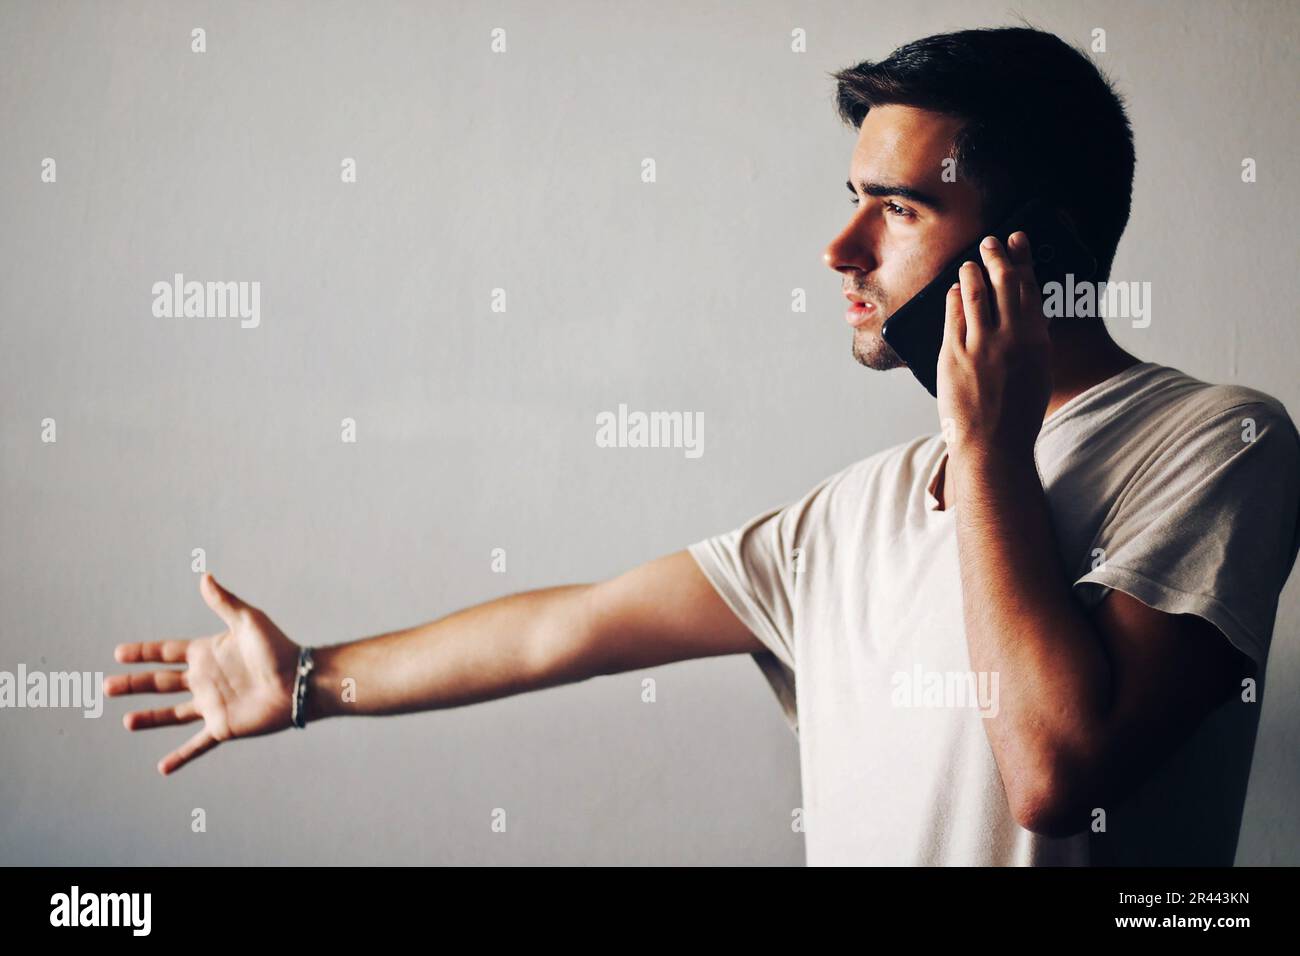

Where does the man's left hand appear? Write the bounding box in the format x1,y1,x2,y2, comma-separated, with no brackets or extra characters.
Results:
937,232,1052,462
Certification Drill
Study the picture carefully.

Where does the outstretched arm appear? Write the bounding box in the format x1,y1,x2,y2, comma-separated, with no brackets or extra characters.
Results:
107,552,760,775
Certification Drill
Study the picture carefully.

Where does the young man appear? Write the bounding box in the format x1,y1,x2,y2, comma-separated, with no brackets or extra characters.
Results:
107,27,1300,866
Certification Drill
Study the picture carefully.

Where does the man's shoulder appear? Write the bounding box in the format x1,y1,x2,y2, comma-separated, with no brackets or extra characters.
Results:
1057,362,1298,460
1139,365,1298,456
1050,363,1300,522
1134,363,1292,424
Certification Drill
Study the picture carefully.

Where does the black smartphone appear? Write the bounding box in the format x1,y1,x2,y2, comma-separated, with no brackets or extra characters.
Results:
879,197,1098,396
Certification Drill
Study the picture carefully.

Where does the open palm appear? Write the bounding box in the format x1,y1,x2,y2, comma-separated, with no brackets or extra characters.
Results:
106,573,301,775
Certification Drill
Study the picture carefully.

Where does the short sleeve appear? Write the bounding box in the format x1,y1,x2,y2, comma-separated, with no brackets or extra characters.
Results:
1073,399,1300,666
688,473,841,736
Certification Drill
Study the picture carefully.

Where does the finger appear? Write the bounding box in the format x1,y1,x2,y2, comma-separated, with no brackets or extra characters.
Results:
114,639,190,665
124,700,201,732
978,235,1020,330
104,669,190,696
158,727,219,776
201,572,248,628
958,259,992,348
1003,232,1045,332
1007,230,1034,271
942,281,967,354
1020,262,1047,333
1007,231,1044,328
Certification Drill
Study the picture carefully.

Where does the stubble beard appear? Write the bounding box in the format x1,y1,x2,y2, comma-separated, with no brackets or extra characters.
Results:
852,321,906,370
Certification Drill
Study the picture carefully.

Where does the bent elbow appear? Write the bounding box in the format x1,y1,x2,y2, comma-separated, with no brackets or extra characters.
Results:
1010,761,1098,839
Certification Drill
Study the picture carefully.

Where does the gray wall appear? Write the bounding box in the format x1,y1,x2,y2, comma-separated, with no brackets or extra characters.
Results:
2,0,1296,865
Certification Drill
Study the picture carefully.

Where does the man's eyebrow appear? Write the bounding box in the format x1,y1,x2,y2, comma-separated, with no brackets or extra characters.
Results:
846,178,945,212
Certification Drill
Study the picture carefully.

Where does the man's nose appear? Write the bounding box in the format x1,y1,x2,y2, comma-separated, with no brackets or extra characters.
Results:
823,218,877,277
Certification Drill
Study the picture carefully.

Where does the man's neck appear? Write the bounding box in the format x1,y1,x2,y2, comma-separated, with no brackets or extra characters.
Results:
1042,319,1142,420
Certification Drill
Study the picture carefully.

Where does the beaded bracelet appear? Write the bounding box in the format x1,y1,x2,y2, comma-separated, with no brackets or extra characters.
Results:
291,646,315,729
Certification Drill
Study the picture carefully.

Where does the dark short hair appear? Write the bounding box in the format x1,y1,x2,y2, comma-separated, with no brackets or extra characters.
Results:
831,26,1135,282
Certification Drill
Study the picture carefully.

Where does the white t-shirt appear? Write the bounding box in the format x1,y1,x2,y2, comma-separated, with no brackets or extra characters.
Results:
689,361,1300,866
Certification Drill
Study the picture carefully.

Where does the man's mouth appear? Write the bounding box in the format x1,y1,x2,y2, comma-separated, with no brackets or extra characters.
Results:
845,296,878,328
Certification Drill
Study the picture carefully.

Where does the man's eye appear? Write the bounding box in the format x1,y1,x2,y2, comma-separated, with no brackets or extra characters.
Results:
847,196,914,219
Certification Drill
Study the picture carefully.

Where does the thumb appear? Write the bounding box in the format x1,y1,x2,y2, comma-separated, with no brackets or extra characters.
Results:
201,572,247,627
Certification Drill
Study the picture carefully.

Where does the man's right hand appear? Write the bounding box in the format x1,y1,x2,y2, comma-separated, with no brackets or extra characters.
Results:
107,550,764,776
105,573,301,776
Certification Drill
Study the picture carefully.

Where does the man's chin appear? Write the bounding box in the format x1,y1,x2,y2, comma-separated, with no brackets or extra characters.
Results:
851,330,906,370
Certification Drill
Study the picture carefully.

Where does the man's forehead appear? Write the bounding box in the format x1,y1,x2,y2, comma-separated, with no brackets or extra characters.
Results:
851,104,963,182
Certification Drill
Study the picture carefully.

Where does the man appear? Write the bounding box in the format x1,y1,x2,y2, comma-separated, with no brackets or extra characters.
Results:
106,27,1299,866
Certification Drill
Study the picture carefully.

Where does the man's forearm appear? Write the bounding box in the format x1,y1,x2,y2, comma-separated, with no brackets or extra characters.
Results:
303,584,600,721
951,449,1114,818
